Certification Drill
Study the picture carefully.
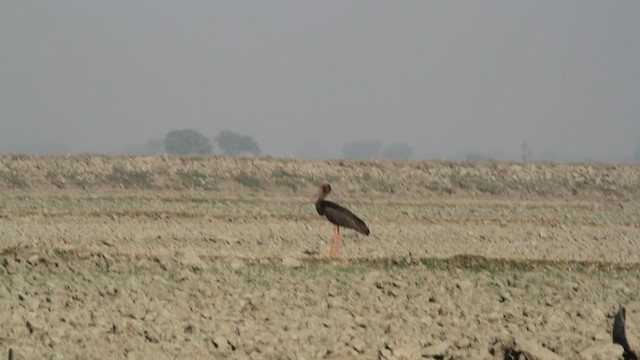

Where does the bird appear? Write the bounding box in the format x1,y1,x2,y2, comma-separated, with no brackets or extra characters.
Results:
313,184,369,257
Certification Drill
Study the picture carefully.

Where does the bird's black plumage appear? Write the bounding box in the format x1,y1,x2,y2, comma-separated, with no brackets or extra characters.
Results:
315,184,370,236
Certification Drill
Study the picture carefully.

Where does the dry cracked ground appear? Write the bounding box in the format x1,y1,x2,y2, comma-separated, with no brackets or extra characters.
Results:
1,155,640,359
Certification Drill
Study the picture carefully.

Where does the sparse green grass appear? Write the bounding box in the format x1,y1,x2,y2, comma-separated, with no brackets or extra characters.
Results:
45,170,91,189
1,244,22,256
510,180,558,197
45,170,63,188
0,170,28,189
177,170,217,190
373,179,395,193
358,172,396,193
235,171,263,189
65,172,91,188
272,168,304,191
450,173,504,195
106,167,154,189
425,181,454,195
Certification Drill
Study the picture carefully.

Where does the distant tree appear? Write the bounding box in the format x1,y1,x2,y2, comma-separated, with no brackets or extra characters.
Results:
164,129,212,155
213,129,261,156
341,140,382,159
382,143,414,160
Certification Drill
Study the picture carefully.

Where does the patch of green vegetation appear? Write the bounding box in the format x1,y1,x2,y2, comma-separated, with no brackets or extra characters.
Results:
106,167,154,189
52,247,75,257
235,171,263,189
9,154,29,161
0,245,22,256
45,170,90,189
358,172,395,193
45,170,64,188
177,170,217,190
272,168,304,191
510,180,558,197
450,173,504,195
334,264,364,274
425,181,454,195
64,172,91,188
373,179,395,193
0,170,28,189
561,177,626,198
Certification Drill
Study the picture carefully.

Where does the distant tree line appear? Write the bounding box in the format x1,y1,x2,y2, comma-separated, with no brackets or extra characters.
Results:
162,129,262,156
160,131,416,159
13,130,637,162
164,129,212,155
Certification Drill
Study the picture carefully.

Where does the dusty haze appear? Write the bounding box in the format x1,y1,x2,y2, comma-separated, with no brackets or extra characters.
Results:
1,1,639,161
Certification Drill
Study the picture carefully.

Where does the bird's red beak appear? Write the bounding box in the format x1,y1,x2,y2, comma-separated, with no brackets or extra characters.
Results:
310,187,325,202
310,189,321,203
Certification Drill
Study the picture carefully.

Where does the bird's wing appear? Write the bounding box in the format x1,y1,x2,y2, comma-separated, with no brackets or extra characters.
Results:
323,201,370,235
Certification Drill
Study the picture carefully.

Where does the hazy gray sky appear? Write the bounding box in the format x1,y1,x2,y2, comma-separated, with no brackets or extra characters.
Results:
2,1,639,160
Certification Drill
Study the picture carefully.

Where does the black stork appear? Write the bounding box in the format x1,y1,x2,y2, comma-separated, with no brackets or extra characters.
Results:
313,184,370,257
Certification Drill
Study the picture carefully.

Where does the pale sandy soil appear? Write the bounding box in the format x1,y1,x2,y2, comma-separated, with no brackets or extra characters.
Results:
1,155,639,359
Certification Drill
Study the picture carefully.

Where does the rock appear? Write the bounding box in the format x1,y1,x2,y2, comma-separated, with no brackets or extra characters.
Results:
392,343,421,359
351,338,366,353
101,252,115,267
378,346,394,359
0,285,9,299
353,315,368,328
175,269,192,281
27,254,40,265
539,230,548,239
591,331,609,342
230,259,244,270
178,249,206,270
493,336,565,360
11,346,41,360
455,338,471,350
282,257,302,268
77,249,92,259
456,280,473,290
422,341,451,358
579,343,624,360
143,328,160,343
25,312,46,333
212,335,232,352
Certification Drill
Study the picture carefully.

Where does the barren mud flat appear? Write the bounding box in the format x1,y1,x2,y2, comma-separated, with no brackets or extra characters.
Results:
1,155,639,359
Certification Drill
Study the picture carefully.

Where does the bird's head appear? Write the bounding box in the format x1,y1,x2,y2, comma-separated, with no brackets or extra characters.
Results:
319,184,332,195
311,183,332,202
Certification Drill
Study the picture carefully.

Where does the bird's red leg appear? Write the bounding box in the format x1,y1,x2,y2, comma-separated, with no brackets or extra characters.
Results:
329,227,337,257
334,227,341,257
329,226,340,257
